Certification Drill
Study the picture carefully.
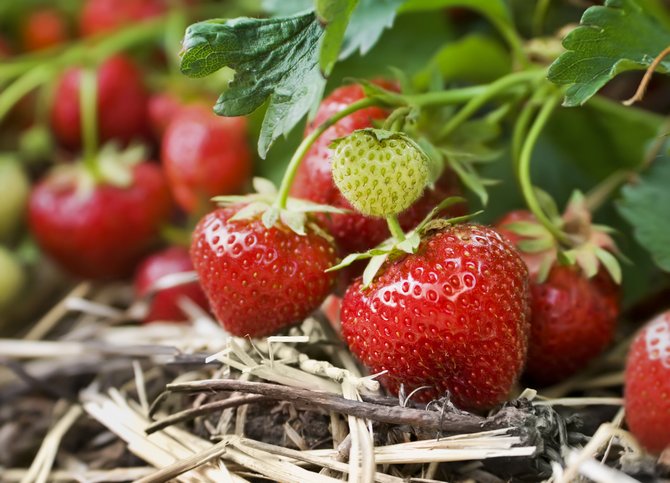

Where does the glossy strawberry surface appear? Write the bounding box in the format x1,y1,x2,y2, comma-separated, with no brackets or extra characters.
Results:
290,83,463,255
29,163,173,279
496,210,619,385
162,105,252,213
624,311,670,454
134,246,209,323
50,55,150,149
341,224,530,411
191,206,338,337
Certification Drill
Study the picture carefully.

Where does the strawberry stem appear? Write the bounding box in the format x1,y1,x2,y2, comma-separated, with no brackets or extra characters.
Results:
405,85,488,107
438,69,543,139
584,170,633,213
80,67,100,180
386,215,406,242
275,97,378,210
517,91,570,245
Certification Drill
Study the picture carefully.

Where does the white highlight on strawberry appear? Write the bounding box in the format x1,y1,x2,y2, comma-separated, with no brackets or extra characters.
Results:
644,312,670,368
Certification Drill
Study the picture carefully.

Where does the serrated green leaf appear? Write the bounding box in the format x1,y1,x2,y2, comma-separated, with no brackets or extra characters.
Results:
180,13,326,157
363,254,389,287
548,0,670,106
339,0,404,59
618,158,670,272
317,0,359,75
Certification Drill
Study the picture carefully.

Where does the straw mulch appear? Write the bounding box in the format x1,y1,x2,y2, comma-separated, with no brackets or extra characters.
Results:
1,278,668,483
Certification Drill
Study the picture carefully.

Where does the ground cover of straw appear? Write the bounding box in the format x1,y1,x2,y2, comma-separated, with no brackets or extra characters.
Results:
1,280,668,483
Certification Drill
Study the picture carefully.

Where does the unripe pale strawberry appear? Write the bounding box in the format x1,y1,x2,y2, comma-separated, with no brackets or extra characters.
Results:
331,129,429,218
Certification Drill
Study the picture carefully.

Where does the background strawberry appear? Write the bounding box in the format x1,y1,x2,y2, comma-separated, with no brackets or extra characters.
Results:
28,162,172,279
624,311,670,454
134,246,209,323
290,83,462,255
79,0,166,37
190,206,338,337
50,54,150,149
496,210,620,385
161,104,251,213
20,7,70,52
340,223,530,411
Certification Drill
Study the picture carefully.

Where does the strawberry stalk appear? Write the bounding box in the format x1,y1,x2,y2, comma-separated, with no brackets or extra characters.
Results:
517,91,570,245
386,215,406,242
438,69,544,139
79,67,100,180
275,97,378,210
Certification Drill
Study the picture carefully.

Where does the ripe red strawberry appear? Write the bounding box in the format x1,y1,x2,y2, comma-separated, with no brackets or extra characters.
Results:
134,246,209,323
190,206,338,337
162,105,252,213
624,311,670,454
340,224,530,411
28,163,172,279
496,210,619,385
290,82,462,255
21,7,69,52
79,0,166,37
50,55,150,149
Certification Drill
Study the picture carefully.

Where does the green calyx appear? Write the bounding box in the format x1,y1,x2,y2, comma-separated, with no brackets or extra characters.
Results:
330,128,430,218
213,177,348,236
327,196,474,287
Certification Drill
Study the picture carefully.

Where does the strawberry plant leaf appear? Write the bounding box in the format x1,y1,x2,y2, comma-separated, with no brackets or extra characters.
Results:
618,158,670,272
339,0,405,59
180,13,326,158
316,0,359,75
548,0,670,106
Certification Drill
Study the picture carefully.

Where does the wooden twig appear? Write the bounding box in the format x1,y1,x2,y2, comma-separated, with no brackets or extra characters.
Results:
623,45,670,106
164,379,488,433
146,395,270,434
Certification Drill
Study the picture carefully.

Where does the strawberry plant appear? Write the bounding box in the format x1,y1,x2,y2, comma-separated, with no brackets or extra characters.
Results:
2,0,670,480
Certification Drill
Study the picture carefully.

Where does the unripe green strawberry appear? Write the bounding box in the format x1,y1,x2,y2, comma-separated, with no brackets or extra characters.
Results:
331,129,429,217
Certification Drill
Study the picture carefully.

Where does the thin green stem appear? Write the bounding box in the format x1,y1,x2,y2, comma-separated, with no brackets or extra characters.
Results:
489,16,528,68
438,70,543,139
404,85,488,107
512,94,544,169
532,0,552,37
275,97,378,210
80,68,100,180
0,66,55,123
585,170,633,213
518,92,569,244
386,215,406,242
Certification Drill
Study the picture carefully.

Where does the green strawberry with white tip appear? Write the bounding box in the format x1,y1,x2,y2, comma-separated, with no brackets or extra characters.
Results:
331,129,429,218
